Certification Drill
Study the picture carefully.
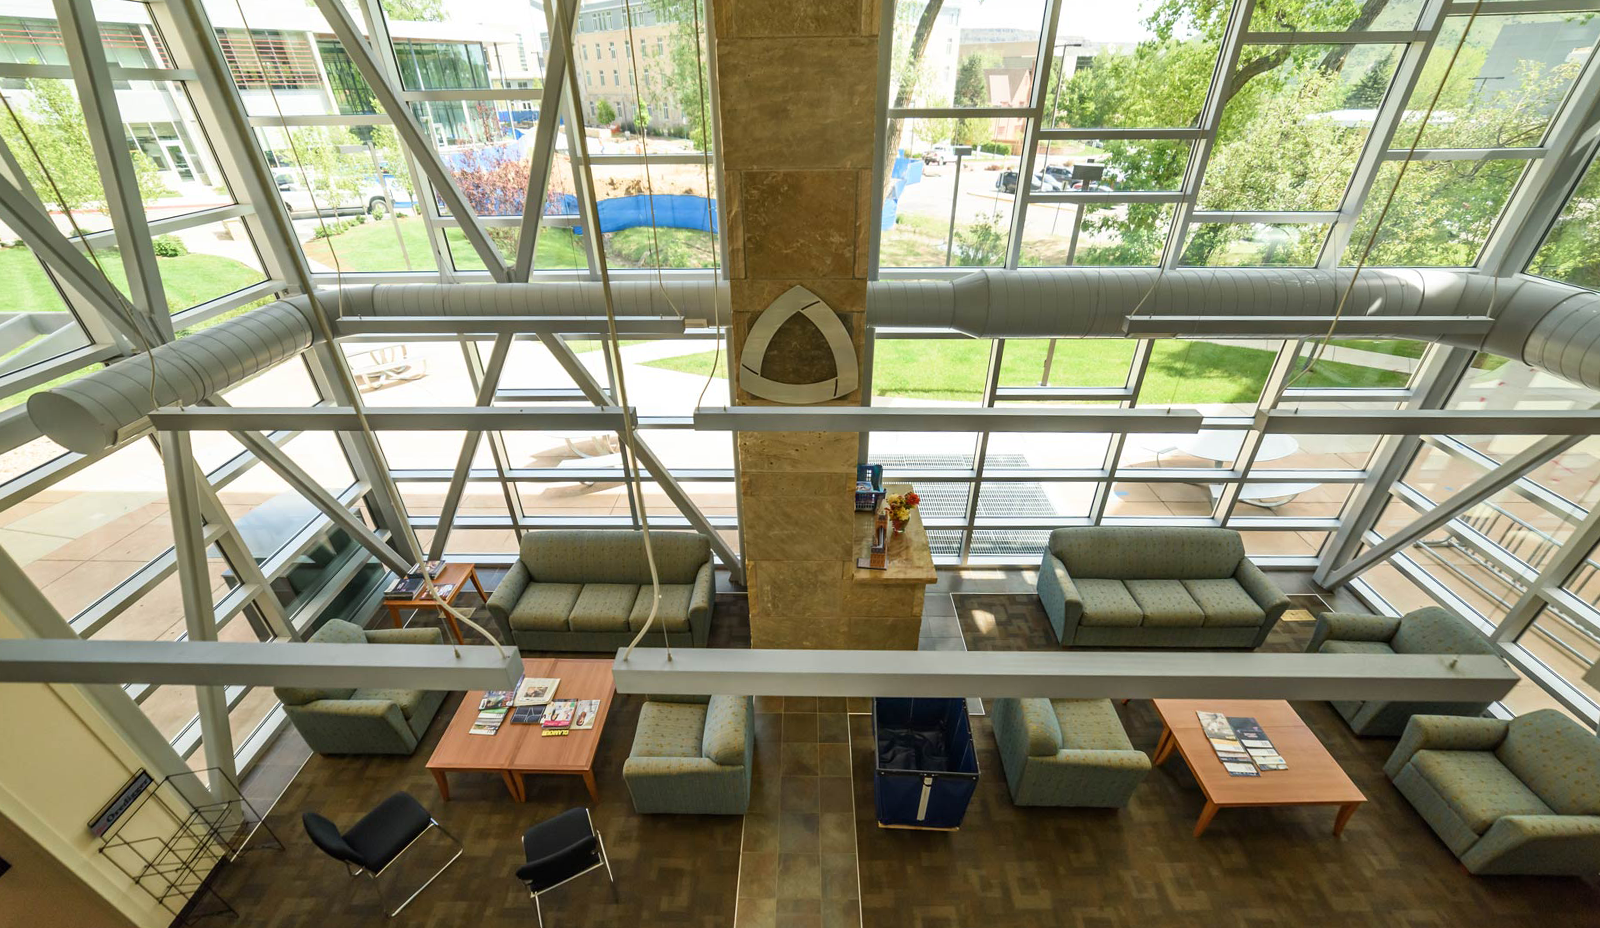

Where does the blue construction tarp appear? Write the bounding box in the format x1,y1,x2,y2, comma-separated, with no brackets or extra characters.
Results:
881,154,924,231
546,193,718,235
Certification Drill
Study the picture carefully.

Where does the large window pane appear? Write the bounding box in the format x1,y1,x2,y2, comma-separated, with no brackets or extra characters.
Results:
572,0,713,152
890,0,1048,111
1528,151,1600,289
1248,0,1427,33
1201,45,1402,211
1508,605,1599,722
881,122,1021,268
1042,1,1222,129
1341,158,1527,267
1182,222,1328,267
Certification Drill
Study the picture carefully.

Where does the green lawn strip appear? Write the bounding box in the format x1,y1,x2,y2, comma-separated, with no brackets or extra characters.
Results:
0,244,266,315
646,337,1407,403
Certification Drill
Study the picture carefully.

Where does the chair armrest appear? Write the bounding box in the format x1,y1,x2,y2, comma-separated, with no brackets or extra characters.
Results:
363,627,443,645
1463,815,1600,875
1234,558,1290,622
1036,552,1082,642
1385,714,1510,779
486,561,531,624
516,834,598,884
623,755,725,775
1309,611,1401,652
1050,749,1152,773
689,560,713,622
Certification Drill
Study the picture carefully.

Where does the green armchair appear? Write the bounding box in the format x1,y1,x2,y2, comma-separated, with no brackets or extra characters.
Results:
1386,710,1600,875
990,697,1150,807
273,620,447,756
1310,605,1503,736
622,695,752,814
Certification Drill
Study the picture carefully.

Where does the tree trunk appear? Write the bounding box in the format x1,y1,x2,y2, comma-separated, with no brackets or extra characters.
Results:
881,0,945,202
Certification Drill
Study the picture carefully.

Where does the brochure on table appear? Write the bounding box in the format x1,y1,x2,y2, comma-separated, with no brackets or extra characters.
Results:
515,678,560,706
1196,711,1288,775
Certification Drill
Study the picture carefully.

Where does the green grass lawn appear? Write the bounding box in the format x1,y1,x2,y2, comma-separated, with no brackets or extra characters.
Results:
0,244,266,315
646,337,1410,403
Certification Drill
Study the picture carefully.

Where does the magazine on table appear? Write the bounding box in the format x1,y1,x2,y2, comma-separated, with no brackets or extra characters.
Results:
510,706,545,725
1228,716,1287,771
572,699,600,730
515,678,560,706
480,677,521,711
470,707,508,735
541,699,577,730
1197,711,1258,776
383,562,447,599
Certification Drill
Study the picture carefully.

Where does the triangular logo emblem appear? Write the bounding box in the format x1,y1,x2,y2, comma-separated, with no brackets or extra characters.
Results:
739,286,859,404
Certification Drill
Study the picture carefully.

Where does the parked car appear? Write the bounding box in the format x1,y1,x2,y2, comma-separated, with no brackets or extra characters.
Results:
995,170,1062,194
275,170,411,219
1041,164,1114,192
923,142,956,165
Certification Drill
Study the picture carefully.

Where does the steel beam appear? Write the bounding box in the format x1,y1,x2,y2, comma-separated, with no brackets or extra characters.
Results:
312,0,509,279
1263,409,1600,435
0,640,525,690
334,315,687,336
695,407,1207,433
1124,315,1497,338
148,406,632,431
1325,431,1585,587
513,0,576,281
614,648,1520,702
429,335,513,560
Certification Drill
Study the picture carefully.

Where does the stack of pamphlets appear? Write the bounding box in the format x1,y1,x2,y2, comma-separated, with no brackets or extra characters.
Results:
573,699,600,730
541,699,577,736
480,680,519,711
510,705,545,725
384,561,447,599
515,678,560,706
470,707,508,735
1197,711,1259,777
1228,716,1287,770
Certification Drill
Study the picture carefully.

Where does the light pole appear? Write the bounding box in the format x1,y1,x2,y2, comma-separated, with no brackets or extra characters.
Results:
944,144,974,266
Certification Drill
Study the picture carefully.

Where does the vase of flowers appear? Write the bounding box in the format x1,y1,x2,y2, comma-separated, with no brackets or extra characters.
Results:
885,491,920,534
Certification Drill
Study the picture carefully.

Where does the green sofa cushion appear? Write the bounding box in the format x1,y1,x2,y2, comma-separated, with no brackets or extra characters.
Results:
702,696,748,766
1077,579,1143,627
350,688,429,720
509,582,583,631
1182,578,1265,628
631,700,707,758
1392,606,1497,656
1411,749,1553,834
568,583,638,632
521,530,710,585
1125,579,1204,627
1050,526,1245,580
629,584,694,632
275,620,365,704
1054,699,1135,752
1321,639,1396,656
1497,709,1600,816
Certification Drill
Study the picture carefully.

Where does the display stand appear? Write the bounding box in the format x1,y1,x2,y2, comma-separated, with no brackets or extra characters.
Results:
96,768,281,924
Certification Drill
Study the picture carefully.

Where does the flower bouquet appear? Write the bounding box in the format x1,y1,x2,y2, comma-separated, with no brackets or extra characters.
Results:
885,491,921,534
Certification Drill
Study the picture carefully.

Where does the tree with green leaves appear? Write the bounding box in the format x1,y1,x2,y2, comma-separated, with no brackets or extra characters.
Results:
1343,54,1394,109
286,126,365,215
0,77,168,217
952,53,996,147
596,99,616,126
378,0,445,23
649,0,714,148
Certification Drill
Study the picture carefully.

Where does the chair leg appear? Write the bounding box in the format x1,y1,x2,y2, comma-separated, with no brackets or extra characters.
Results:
533,892,543,928
376,822,464,918
597,831,618,901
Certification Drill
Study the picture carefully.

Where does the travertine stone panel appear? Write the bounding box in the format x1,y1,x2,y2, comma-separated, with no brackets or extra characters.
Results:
731,0,862,37
740,471,855,499
741,171,860,279
737,431,857,474
840,576,924,618
749,559,842,620
716,41,876,172
742,496,854,561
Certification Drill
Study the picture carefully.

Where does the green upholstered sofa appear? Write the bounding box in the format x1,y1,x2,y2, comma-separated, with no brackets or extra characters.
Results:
273,620,447,756
1386,710,1600,875
1310,606,1502,737
990,697,1150,807
1036,527,1289,648
486,529,714,652
621,695,753,814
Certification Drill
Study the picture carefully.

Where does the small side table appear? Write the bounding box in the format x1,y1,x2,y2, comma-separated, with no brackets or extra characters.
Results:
381,562,487,644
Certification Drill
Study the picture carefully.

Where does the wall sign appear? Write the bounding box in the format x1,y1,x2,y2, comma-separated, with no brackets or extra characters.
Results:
739,285,858,404
88,770,153,838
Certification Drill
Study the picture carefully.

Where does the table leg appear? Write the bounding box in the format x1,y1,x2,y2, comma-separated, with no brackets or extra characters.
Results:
437,603,464,644
1333,802,1361,837
388,604,402,628
470,569,488,602
501,771,524,803
1193,800,1220,838
1153,725,1174,765
581,769,600,804
430,769,451,802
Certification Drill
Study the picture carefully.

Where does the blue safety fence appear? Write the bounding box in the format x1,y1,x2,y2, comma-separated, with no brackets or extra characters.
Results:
545,192,718,235
881,154,925,231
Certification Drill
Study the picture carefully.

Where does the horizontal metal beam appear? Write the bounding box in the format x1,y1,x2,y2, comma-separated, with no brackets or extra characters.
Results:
0,640,524,689
1124,315,1497,337
1240,30,1424,45
1263,409,1600,435
613,649,1520,702
694,406,1206,433
334,316,687,336
1035,127,1208,141
148,406,632,431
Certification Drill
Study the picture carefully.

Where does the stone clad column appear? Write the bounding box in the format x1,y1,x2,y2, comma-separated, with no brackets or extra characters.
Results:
714,1,881,649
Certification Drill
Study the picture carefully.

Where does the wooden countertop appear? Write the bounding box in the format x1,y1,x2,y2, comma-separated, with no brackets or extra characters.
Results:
852,483,937,584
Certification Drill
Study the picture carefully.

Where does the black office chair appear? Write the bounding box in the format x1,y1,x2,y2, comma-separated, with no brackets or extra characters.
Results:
302,792,462,918
516,807,616,926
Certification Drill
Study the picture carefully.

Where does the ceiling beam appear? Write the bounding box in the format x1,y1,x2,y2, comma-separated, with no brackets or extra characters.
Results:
613,648,1520,702
148,406,632,431
334,316,687,336
694,407,1207,433
1262,409,1600,435
1123,315,1498,338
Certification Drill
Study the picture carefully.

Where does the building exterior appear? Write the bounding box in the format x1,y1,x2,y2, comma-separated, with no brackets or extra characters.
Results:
540,0,689,128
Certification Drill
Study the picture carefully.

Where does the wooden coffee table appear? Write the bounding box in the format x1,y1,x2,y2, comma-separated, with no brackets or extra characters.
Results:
1151,699,1365,838
382,562,487,644
426,657,616,803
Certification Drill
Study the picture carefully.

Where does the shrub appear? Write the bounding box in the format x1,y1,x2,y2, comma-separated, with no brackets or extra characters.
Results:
978,141,1011,156
151,235,188,258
